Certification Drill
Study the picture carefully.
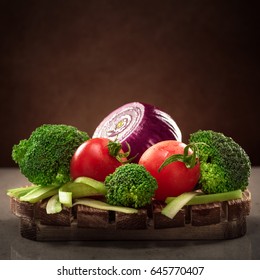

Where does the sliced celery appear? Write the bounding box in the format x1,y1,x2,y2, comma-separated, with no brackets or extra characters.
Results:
59,190,72,208
74,176,107,195
59,182,104,207
46,194,62,214
19,185,59,203
165,189,242,205
162,192,198,219
7,185,37,198
73,198,138,214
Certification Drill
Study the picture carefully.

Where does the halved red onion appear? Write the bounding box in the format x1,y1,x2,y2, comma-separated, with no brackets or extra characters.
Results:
93,102,182,162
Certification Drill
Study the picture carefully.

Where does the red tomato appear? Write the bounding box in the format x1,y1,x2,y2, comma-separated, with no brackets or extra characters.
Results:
139,140,200,200
70,138,124,181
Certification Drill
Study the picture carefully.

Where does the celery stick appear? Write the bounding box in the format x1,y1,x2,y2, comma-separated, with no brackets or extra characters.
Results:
162,192,198,219
20,185,59,203
59,190,72,208
73,198,138,214
7,185,37,198
46,194,62,214
165,189,242,205
74,177,107,195
59,182,103,207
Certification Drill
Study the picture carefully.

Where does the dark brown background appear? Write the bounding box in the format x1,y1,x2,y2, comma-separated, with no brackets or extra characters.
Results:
1,0,259,167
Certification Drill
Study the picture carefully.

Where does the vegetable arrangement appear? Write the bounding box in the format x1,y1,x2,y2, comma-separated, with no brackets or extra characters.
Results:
7,102,251,222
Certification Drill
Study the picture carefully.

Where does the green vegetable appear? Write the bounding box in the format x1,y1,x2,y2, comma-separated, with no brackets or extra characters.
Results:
59,182,104,207
19,185,59,203
74,177,107,195
162,190,243,219
166,189,242,205
105,163,158,208
12,124,89,187
7,185,37,198
46,194,62,214
73,198,138,214
189,130,251,194
162,192,198,219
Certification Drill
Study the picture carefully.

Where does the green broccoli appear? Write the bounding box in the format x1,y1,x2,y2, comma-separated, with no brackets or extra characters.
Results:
189,130,251,194
105,163,158,208
12,124,89,187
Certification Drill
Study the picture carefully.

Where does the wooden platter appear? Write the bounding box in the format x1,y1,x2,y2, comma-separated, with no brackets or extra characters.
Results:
10,189,251,241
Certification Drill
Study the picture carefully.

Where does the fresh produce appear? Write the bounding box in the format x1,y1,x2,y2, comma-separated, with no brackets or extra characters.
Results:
189,130,251,194
7,185,37,199
105,163,158,208
165,189,243,205
73,198,138,214
7,111,251,227
10,184,59,204
58,177,107,207
59,182,104,207
74,176,108,194
70,138,130,182
139,140,200,200
12,124,89,187
161,192,198,219
162,189,243,219
160,129,251,218
92,102,182,162
46,194,62,214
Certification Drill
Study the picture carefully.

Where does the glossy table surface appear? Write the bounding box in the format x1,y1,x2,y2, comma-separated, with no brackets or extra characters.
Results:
0,167,259,260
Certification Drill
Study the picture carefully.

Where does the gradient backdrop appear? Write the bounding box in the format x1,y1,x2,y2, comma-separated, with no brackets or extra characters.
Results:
1,0,259,167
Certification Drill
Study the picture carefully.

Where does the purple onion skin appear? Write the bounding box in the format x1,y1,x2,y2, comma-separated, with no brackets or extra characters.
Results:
93,102,182,163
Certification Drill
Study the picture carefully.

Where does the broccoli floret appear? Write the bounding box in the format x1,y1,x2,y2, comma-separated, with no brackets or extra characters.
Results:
12,124,89,186
189,130,251,194
105,163,158,208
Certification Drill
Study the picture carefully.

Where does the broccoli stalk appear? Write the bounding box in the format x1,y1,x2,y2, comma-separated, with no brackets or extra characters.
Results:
105,163,158,208
12,124,89,187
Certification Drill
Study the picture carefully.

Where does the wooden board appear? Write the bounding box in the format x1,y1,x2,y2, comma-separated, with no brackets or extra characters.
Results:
10,189,251,241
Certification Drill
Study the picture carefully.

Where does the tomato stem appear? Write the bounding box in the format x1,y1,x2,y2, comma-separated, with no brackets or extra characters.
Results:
158,143,199,172
107,140,136,163
158,142,209,172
